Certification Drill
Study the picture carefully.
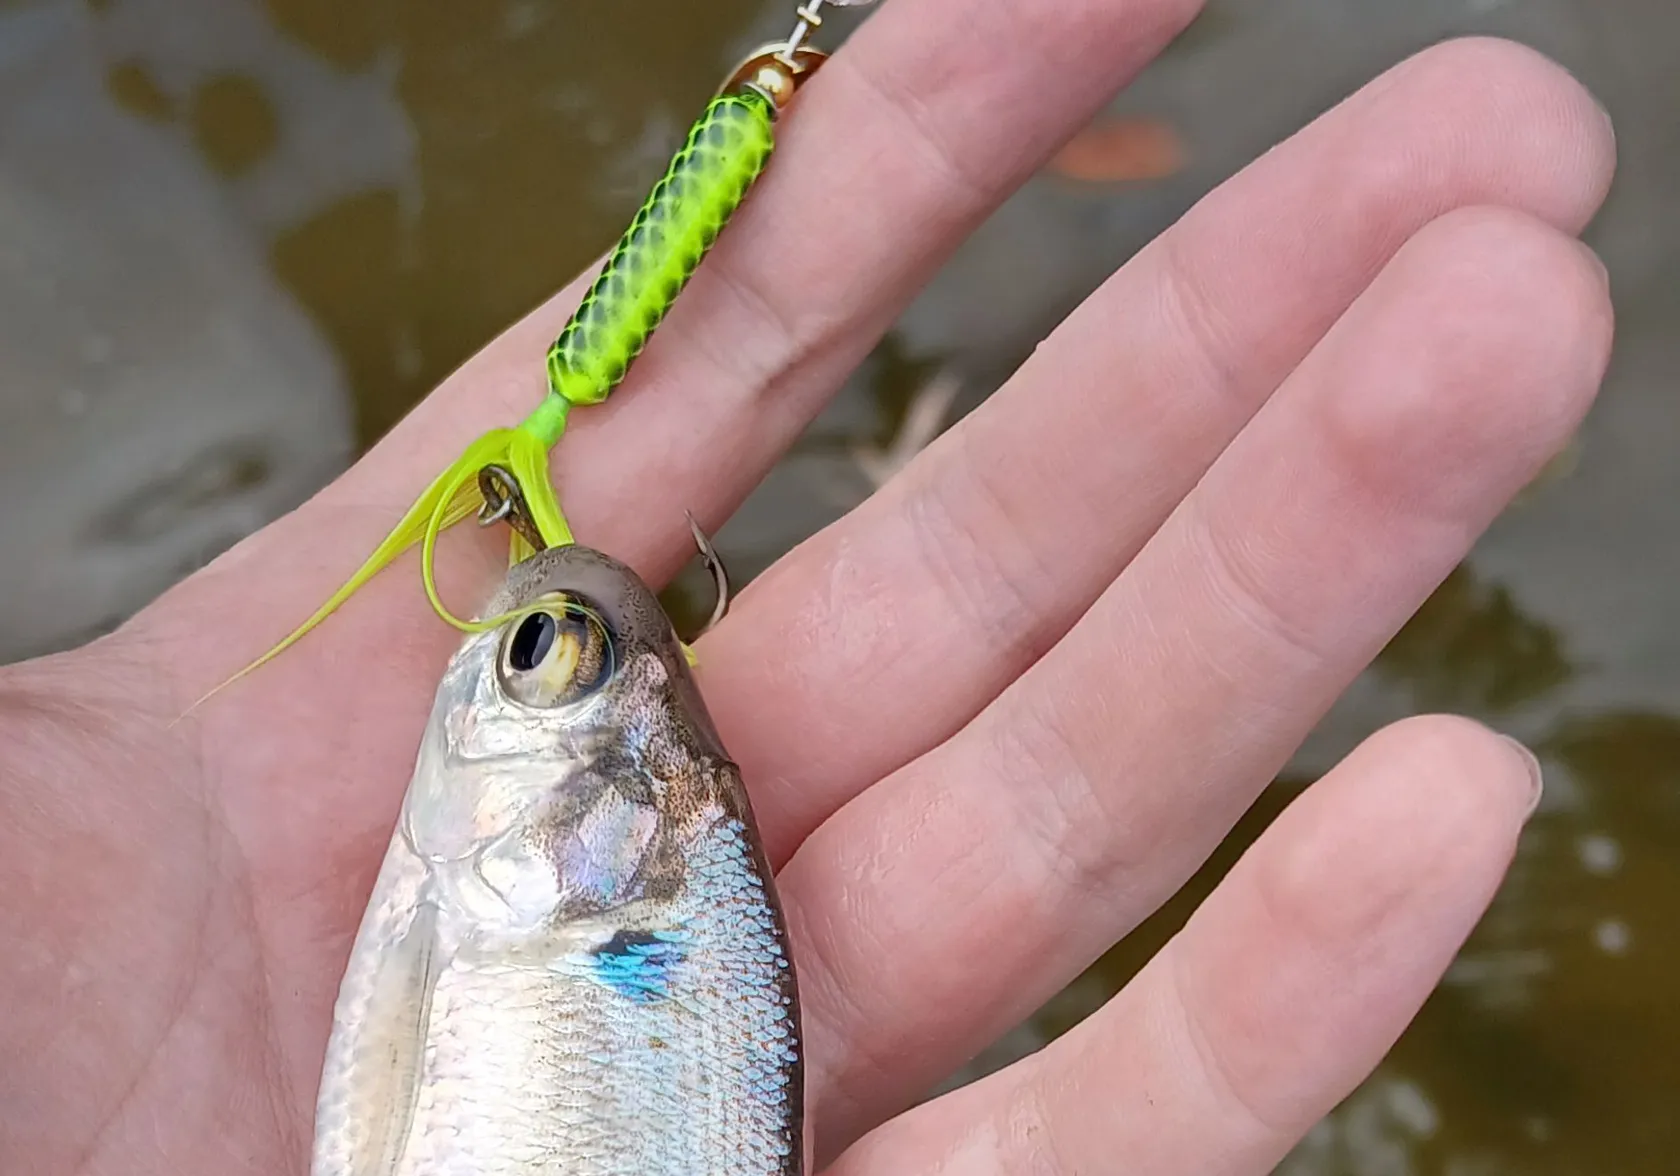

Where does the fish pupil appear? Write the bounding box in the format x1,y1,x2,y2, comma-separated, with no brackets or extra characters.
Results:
509,612,558,672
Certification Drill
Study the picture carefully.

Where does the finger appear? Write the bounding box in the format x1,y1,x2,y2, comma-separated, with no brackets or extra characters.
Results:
173,0,1203,660
786,205,1614,1153
699,37,1615,865
828,717,1541,1176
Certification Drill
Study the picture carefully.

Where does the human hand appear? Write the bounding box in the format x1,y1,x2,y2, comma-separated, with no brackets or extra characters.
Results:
0,0,1615,1171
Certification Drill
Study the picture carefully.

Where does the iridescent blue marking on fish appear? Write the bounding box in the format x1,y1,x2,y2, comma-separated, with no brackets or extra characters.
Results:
590,930,690,1003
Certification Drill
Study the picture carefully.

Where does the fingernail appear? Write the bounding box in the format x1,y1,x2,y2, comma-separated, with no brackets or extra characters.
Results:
1593,91,1617,145
1501,735,1545,819
1574,237,1611,291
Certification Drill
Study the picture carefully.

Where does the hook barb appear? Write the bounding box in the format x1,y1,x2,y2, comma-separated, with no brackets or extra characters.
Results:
685,511,731,638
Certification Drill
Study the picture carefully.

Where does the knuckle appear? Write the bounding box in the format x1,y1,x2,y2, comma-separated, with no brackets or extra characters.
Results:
785,890,892,1141
988,692,1141,906
1158,228,1248,395
903,443,1060,663
1187,496,1329,677
840,50,992,208
1169,947,1293,1139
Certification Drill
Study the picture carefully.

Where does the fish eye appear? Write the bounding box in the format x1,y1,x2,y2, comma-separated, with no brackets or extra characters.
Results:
497,595,615,708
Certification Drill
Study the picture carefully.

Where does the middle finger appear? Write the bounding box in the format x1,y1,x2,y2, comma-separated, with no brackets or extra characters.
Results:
699,38,1614,866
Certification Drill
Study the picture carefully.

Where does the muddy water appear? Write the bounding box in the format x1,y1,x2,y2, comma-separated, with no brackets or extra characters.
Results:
3,0,1677,1170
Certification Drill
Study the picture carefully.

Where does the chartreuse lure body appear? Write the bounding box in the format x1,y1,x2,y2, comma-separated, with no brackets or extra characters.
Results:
547,92,776,412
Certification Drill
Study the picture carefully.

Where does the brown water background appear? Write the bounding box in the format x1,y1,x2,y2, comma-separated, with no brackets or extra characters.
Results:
2,0,1677,1170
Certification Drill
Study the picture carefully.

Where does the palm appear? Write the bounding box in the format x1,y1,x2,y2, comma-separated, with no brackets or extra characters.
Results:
1,2,1614,1172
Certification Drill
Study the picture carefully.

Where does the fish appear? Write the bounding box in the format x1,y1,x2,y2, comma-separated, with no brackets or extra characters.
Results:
310,544,804,1175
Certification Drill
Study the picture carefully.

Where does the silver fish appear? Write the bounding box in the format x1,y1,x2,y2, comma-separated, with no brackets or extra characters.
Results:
311,545,804,1175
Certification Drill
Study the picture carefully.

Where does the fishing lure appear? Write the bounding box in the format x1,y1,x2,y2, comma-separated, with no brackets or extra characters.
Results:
242,3,861,673
287,3,878,1173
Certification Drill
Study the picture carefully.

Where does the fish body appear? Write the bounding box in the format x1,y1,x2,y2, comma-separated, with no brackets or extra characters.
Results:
311,546,803,1175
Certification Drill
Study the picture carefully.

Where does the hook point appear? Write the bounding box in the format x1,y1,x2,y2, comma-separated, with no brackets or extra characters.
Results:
684,511,731,637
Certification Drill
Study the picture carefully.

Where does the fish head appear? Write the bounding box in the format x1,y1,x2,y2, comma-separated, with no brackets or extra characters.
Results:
403,544,734,926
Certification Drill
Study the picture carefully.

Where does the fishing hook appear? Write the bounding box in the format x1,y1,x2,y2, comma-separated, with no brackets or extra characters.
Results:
685,511,731,638
477,464,549,553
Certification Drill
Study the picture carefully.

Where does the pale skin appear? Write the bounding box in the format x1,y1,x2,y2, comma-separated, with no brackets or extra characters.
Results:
0,0,1618,1170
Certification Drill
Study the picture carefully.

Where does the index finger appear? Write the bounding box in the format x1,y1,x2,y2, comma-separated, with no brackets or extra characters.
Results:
186,0,1203,646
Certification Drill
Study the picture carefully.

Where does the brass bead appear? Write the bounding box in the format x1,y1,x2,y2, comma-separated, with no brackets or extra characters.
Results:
719,42,827,111
751,62,798,109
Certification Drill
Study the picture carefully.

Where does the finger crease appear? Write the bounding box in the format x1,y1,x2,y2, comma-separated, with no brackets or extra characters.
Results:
783,889,901,1139
697,252,813,395
842,52,993,210
1167,943,1294,1140
903,441,1060,664
989,705,1130,910
1188,496,1329,677
1155,230,1248,404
